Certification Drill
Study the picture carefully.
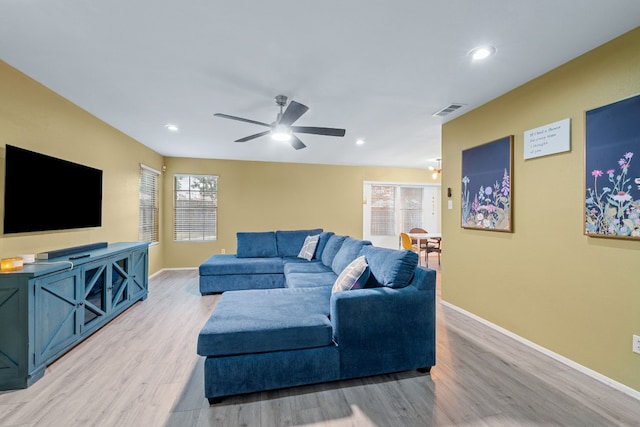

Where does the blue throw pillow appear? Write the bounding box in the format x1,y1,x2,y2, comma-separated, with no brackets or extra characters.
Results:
276,229,323,257
236,232,278,258
313,231,335,260
297,234,320,261
360,246,418,288
331,237,372,275
320,235,348,267
332,256,370,293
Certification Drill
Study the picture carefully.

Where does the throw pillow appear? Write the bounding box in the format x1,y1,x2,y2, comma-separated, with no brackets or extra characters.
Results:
332,256,370,293
297,234,320,261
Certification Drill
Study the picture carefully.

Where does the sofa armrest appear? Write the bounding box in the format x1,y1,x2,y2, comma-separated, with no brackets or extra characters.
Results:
330,267,436,378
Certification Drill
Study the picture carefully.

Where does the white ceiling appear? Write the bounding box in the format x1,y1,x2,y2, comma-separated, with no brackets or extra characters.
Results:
1,1,639,169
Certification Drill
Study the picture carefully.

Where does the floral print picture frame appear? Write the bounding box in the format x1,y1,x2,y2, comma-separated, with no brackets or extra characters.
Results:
585,93,640,239
461,136,513,232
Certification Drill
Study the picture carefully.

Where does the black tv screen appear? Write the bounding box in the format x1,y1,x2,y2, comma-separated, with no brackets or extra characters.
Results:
3,145,103,234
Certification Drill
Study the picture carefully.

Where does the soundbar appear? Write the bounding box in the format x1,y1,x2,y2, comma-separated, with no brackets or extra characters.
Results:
36,242,108,260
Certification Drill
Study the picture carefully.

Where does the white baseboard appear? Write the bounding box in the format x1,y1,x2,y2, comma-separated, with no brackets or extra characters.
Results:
440,300,640,401
149,267,198,280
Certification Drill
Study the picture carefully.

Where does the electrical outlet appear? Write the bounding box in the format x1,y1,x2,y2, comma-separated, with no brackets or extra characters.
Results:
633,335,640,354
221,248,226,254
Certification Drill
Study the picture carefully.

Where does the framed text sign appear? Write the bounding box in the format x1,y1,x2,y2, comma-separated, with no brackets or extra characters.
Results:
523,118,571,160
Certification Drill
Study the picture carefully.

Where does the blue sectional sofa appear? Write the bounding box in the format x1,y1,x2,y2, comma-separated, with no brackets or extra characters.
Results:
197,229,436,403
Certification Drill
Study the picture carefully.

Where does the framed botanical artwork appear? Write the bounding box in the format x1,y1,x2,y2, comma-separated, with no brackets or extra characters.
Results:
461,136,513,231
584,93,640,239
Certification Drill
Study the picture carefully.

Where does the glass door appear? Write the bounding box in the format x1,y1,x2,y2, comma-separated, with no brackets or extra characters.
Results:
83,263,107,331
110,256,129,312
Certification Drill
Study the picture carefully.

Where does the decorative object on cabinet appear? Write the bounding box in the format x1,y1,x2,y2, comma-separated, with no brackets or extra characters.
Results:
461,136,513,232
584,93,640,239
0,257,23,272
0,242,149,390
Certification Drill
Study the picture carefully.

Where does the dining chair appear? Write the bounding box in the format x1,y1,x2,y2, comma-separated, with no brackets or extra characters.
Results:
425,237,441,267
400,232,426,265
409,227,440,247
409,227,428,247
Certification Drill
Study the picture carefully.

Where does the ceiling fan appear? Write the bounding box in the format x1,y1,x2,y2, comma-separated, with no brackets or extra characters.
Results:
214,95,346,150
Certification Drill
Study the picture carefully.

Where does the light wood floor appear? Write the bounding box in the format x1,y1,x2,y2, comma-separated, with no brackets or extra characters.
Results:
1,262,639,426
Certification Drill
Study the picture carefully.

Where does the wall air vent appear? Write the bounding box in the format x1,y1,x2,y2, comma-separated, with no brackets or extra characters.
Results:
432,103,465,117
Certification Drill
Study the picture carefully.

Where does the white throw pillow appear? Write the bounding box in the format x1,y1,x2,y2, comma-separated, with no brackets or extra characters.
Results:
332,256,370,293
297,234,320,261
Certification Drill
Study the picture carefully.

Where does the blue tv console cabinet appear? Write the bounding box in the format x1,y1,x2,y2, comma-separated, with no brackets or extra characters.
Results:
0,242,149,390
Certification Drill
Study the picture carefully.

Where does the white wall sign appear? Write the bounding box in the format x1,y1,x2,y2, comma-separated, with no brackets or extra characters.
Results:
523,118,571,159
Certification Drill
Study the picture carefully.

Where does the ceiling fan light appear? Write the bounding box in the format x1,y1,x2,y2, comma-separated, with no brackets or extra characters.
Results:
272,124,292,141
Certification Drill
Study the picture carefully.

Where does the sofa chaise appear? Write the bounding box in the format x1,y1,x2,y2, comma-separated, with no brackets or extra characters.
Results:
197,229,436,403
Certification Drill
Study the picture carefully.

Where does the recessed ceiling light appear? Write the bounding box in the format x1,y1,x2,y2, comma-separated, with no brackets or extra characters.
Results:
164,124,179,132
356,139,366,145
469,45,496,61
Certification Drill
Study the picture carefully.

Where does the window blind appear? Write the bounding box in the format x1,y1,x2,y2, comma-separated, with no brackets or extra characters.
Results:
174,174,217,241
138,165,160,244
370,185,396,236
400,187,424,232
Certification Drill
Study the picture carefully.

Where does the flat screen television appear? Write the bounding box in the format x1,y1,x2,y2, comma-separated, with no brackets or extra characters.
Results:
3,145,103,234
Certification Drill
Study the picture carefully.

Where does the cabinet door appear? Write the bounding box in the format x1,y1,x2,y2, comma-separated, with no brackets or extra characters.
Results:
82,261,108,332
0,277,29,387
34,270,81,366
129,249,148,301
109,255,130,313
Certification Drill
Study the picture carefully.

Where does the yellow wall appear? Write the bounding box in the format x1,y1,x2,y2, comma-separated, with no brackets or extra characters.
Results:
0,60,165,274
441,27,640,391
0,59,436,274
162,157,437,267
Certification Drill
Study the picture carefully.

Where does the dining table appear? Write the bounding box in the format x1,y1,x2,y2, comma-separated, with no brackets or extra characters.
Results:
406,232,442,266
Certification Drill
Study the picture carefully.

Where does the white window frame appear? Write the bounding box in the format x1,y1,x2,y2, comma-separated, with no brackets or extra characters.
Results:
363,181,441,249
173,174,218,242
138,164,160,245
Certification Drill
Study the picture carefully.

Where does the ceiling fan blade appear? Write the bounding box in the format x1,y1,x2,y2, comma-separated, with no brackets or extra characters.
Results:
235,130,271,142
279,101,309,126
289,135,307,150
214,113,270,127
290,126,346,137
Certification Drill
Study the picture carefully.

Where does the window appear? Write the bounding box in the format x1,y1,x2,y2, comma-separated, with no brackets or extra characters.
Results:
400,187,424,233
364,181,441,249
138,165,160,244
370,185,423,236
174,174,217,241
370,185,396,236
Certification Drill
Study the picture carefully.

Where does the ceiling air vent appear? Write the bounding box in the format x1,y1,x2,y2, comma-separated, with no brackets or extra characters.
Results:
432,103,465,117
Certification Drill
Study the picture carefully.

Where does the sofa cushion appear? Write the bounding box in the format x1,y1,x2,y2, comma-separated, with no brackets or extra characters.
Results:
199,273,285,294
276,229,323,257
331,237,372,275
285,271,338,288
199,254,284,276
297,234,320,261
197,287,333,357
283,260,332,275
236,232,278,258
320,235,347,267
361,246,418,288
332,256,370,293
314,231,335,260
